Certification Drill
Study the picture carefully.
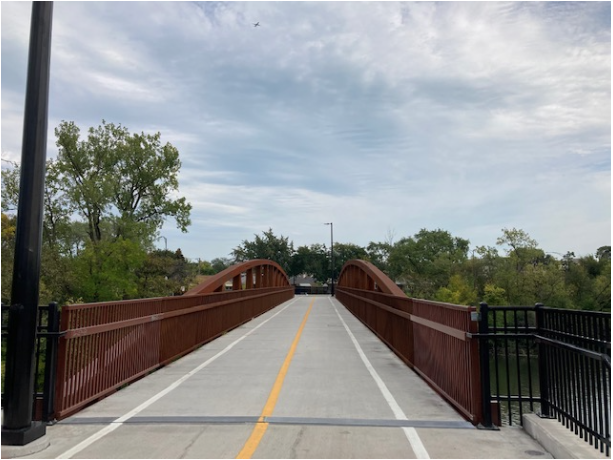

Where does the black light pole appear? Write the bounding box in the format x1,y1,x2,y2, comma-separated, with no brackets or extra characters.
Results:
324,222,334,296
2,2,53,446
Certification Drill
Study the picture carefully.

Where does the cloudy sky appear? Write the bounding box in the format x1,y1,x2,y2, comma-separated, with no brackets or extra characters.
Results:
1,1,610,261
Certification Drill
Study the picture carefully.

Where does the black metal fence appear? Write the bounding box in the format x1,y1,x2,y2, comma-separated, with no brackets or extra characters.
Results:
1,302,61,422
478,303,611,456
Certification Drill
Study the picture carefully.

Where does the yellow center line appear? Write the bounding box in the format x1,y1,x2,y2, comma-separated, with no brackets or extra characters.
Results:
236,298,315,459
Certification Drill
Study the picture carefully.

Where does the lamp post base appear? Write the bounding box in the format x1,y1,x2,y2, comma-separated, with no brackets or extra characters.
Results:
1,421,46,446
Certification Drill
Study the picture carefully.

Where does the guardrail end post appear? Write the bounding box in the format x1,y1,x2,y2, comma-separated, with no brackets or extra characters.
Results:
42,302,60,423
478,302,494,429
534,302,553,419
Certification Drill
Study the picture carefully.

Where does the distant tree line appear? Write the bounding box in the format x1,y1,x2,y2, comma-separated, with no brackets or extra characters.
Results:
2,120,609,311
233,228,610,311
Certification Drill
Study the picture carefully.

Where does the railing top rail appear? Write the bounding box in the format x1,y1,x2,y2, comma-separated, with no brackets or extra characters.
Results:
484,305,538,312
541,306,611,317
536,335,611,368
61,297,166,310
484,303,611,318
412,298,476,312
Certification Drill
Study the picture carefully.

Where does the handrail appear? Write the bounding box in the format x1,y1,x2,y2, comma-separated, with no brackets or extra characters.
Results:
536,335,611,369
54,260,294,420
336,260,482,425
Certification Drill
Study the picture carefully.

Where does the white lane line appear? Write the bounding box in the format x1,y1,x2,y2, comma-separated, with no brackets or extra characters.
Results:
57,298,301,459
330,297,430,459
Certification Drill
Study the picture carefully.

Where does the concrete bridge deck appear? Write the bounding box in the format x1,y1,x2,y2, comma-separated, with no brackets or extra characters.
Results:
10,296,551,459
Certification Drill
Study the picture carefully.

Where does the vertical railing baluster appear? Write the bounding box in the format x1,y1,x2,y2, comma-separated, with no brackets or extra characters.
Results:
525,308,534,413
535,304,550,418
513,309,522,422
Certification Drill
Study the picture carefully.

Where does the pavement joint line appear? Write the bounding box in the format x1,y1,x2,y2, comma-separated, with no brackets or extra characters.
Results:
54,298,300,459
60,415,475,429
330,296,431,459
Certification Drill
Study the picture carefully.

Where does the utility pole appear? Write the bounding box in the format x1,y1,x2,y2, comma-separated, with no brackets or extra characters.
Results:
2,2,53,446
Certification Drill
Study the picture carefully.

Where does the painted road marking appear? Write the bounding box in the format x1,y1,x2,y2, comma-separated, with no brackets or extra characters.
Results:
236,297,315,459
56,298,300,459
331,297,431,459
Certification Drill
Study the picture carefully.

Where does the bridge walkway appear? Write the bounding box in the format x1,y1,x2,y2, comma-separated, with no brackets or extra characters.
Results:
19,296,550,459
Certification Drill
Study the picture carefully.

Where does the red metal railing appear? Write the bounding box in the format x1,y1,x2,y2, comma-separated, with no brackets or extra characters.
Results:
336,260,483,425
55,260,293,420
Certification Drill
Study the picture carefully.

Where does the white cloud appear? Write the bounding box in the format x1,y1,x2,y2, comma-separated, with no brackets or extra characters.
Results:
1,1,609,259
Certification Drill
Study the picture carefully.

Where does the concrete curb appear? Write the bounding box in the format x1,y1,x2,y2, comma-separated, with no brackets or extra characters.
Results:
1,437,50,459
523,414,608,459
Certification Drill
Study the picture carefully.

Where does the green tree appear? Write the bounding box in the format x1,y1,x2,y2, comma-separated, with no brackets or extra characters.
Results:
291,244,328,282
366,241,393,274
232,229,294,275
482,284,508,306
71,238,146,302
596,245,611,261
1,121,192,304
494,228,546,305
210,257,234,273
54,120,191,244
389,229,470,298
333,243,368,280
434,274,477,305
136,249,196,298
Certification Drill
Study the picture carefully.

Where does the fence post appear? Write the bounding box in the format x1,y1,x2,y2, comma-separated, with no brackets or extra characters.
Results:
478,302,493,428
535,302,552,418
42,302,60,422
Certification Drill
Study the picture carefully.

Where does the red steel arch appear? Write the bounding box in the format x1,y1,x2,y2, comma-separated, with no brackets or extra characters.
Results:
337,259,404,296
186,259,290,295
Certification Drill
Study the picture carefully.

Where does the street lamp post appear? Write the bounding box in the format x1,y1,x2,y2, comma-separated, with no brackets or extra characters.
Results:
2,2,53,446
324,223,334,296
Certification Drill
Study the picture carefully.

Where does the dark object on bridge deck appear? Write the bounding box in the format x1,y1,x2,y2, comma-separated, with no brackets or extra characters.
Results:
294,285,329,295
2,2,53,446
477,302,611,456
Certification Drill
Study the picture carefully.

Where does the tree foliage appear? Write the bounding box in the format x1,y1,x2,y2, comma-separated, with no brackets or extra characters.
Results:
2,141,610,319
53,120,192,243
1,120,193,305
388,229,469,299
232,228,294,275
291,244,328,283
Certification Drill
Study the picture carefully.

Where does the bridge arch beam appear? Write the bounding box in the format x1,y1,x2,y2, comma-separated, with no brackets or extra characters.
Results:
337,259,404,296
185,259,290,295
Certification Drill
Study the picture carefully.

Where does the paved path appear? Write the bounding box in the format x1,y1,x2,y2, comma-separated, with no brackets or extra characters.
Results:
11,296,551,459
